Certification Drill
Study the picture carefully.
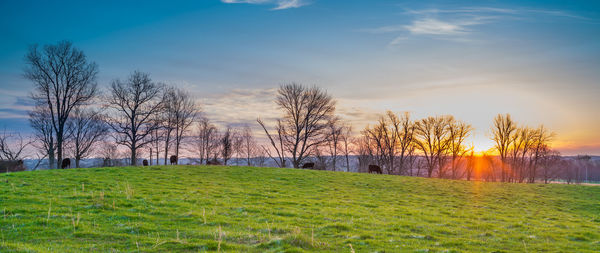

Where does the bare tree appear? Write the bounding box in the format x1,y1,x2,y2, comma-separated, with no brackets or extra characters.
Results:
325,118,343,171
362,111,415,175
491,114,517,182
172,89,198,162
162,87,199,164
259,83,336,168
339,125,352,172
447,120,473,179
25,41,98,169
257,118,287,167
220,127,235,165
192,117,219,164
105,71,164,166
527,125,554,183
66,107,108,168
414,116,453,178
0,130,30,161
240,125,257,166
29,105,56,169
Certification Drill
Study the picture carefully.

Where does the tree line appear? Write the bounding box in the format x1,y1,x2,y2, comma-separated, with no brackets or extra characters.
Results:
0,41,597,184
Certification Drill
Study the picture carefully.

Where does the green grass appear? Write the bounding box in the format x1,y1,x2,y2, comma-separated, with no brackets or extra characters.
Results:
0,165,599,252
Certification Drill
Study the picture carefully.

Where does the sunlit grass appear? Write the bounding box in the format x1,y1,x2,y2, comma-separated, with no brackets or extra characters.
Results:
0,165,598,252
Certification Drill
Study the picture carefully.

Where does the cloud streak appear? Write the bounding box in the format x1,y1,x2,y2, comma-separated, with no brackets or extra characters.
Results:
364,6,589,45
221,0,309,10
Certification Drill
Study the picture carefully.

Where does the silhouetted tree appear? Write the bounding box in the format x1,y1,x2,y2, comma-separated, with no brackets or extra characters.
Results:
66,108,108,168
491,114,517,182
0,130,30,161
220,127,235,165
414,116,453,178
29,105,55,169
259,83,336,168
25,41,98,169
163,87,199,163
105,71,164,166
447,120,472,179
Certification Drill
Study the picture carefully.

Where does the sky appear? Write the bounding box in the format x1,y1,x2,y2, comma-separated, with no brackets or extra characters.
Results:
1,0,599,155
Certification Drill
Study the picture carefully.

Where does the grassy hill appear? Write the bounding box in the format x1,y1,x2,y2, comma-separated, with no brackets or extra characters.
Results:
0,166,598,252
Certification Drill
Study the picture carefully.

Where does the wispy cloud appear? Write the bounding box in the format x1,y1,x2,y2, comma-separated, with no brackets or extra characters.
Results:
221,0,309,10
364,6,589,45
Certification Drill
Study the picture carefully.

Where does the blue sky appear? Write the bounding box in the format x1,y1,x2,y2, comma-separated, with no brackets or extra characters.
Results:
1,0,599,154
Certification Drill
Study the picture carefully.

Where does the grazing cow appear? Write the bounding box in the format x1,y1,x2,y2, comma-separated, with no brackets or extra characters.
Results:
206,159,222,165
142,159,149,166
170,155,178,165
61,158,71,169
102,157,111,167
0,160,25,173
301,162,315,169
368,164,382,174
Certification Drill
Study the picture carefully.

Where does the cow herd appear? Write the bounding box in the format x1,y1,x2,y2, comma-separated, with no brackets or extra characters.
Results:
1,156,385,174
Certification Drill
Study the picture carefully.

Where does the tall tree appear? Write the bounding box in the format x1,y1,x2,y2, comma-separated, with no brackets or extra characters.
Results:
193,117,219,164
259,83,336,168
414,116,453,178
66,108,109,168
106,71,164,166
447,120,473,179
24,41,98,169
491,114,517,182
325,118,343,171
339,125,352,172
171,88,199,163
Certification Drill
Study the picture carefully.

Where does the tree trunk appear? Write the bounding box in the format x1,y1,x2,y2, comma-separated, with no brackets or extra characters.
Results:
56,133,63,169
48,147,55,170
75,156,81,168
131,147,137,166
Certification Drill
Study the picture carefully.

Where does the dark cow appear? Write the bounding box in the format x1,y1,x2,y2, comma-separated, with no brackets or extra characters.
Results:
368,164,382,174
102,157,111,167
301,162,315,169
169,155,178,165
61,158,71,169
142,159,149,166
206,159,221,165
0,160,25,173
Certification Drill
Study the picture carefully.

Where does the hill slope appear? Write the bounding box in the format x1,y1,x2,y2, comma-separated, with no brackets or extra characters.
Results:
0,166,598,252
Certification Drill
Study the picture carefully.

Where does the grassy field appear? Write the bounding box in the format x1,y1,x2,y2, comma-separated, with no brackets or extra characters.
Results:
0,165,598,252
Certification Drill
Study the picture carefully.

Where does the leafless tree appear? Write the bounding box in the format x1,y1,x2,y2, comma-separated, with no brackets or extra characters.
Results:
191,117,220,164
24,41,99,169
465,151,476,181
240,125,257,166
105,71,164,166
325,118,343,171
491,114,517,182
259,83,336,168
447,120,473,179
0,130,30,161
339,125,352,172
539,148,561,184
163,87,199,164
527,125,554,183
414,116,453,178
29,105,56,168
362,111,415,175
257,118,287,167
220,127,235,165
99,140,120,167
66,108,108,168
